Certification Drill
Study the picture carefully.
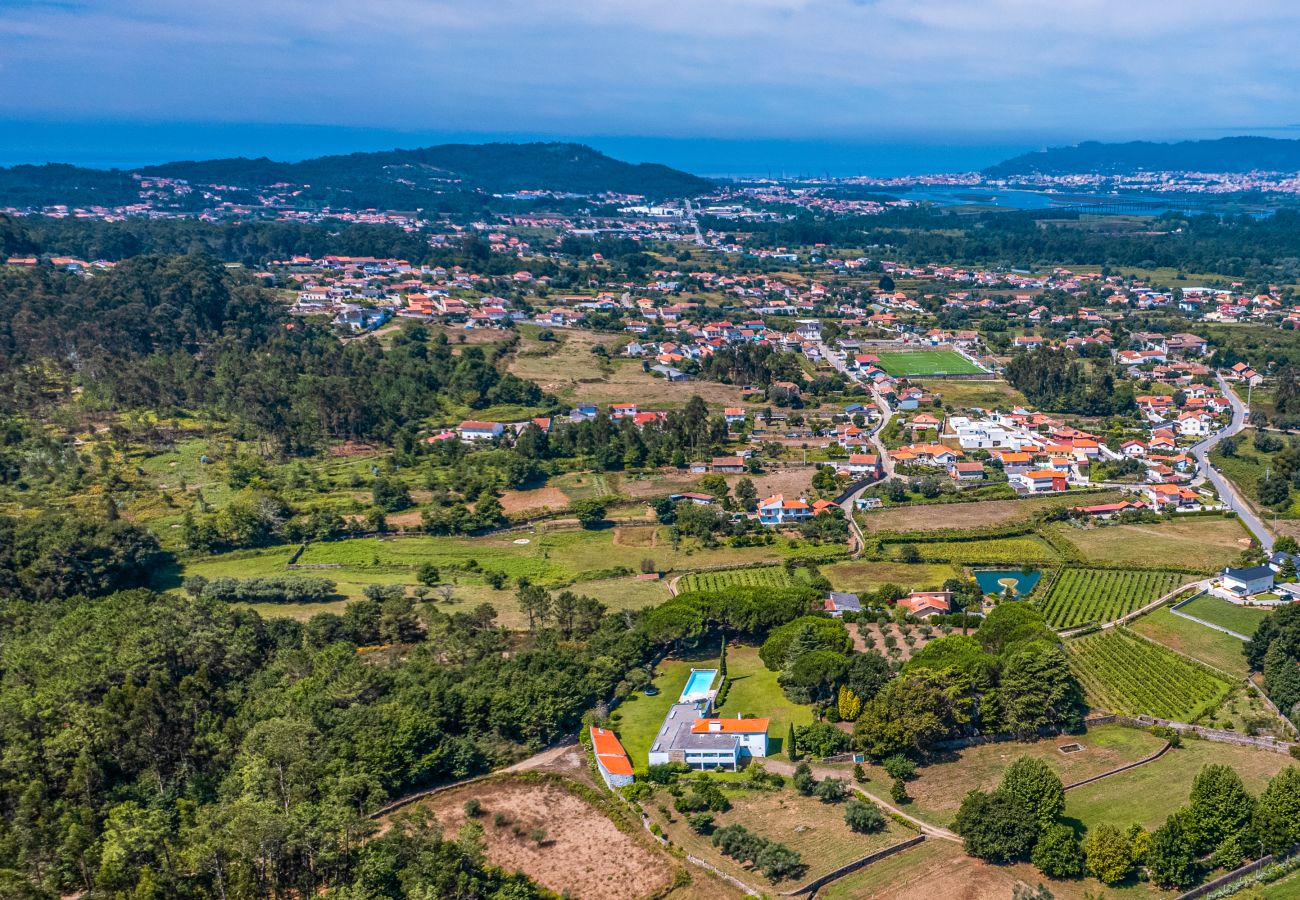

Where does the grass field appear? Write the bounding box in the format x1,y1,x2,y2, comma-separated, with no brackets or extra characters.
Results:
929,378,1027,412
822,560,963,593
1067,628,1231,721
1064,738,1293,831
1177,594,1272,636
611,643,811,769
1130,607,1254,677
888,535,1059,565
852,724,1166,829
1050,517,1251,571
874,350,984,376
861,491,1127,534
1038,569,1189,629
646,784,910,892
180,528,813,598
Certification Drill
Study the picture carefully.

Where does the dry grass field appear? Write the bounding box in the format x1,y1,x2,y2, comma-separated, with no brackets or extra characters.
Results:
645,784,911,893
1050,517,1252,570
419,777,676,900
860,492,1125,534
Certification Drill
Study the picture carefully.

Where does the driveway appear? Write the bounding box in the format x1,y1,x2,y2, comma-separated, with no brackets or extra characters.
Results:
762,758,960,842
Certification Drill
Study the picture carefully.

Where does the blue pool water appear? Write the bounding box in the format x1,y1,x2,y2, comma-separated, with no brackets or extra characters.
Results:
975,569,1041,597
680,668,717,702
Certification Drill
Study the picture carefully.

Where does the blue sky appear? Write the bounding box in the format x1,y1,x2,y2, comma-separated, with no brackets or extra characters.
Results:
3,0,1300,172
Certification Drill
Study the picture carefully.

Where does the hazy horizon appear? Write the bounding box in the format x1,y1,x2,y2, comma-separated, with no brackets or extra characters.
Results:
4,121,1300,178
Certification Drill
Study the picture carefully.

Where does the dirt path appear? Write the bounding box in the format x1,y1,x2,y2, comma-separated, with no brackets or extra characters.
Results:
761,758,960,842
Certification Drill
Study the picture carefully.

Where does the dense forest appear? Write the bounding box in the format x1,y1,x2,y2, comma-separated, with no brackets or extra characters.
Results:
0,256,544,449
1005,346,1136,416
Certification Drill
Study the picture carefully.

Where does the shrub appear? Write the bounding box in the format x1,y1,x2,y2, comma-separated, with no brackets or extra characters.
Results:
844,798,886,833
1031,824,1085,879
793,762,816,796
686,812,715,835
853,763,867,783
1150,724,1182,748
1083,823,1133,885
882,754,916,781
890,777,909,804
463,798,482,818
814,778,848,803
492,811,509,827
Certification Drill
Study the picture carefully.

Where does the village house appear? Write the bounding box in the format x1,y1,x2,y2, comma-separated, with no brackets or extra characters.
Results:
590,727,634,788
897,591,952,618
457,421,504,442
758,494,813,525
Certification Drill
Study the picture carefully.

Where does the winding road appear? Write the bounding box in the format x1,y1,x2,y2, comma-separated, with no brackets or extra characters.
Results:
1191,374,1273,552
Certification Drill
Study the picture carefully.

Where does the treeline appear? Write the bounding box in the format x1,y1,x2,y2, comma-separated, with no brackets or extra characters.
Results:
713,207,1300,283
1246,602,1300,719
1005,346,1135,416
953,747,1300,889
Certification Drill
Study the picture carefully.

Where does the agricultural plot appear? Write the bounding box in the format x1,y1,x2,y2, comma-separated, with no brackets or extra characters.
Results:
1067,628,1231,721
888,535,1058,565
678,566,797,592
1038,568,1188,629
874,350,984,376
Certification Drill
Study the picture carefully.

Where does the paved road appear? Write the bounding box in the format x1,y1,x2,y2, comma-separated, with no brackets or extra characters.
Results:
683,198,706,246
1190,374,1273,552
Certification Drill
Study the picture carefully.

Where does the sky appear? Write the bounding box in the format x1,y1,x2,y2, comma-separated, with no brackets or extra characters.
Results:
3,0,1300,174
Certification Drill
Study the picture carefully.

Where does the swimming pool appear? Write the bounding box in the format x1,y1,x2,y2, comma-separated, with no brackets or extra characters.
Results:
679,668,717,702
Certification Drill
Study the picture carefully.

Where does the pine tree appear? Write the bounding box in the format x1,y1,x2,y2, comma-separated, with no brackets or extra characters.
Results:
787,722,799,760
719,638,728,682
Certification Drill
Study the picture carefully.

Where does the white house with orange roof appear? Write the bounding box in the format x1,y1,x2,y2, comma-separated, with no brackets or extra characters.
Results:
590,727,635,788
758,494,812,525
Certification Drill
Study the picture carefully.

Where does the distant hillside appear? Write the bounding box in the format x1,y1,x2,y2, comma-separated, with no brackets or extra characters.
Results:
984,136,1300,177
0,142,713,210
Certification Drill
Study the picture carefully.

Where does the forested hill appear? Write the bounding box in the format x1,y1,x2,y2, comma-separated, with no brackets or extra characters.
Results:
0,142,713,209
984,136,1300,177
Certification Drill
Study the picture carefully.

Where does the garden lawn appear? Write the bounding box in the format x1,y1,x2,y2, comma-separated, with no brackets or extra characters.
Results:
1049,518,1250,571
1064,739,1292,831
874,350,984,376
1130,607,1253,677
1178,594,1272,636
710,645,814,752
611,643,812,770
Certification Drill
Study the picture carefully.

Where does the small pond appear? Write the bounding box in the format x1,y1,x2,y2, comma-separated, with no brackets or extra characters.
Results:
974,569,1041,597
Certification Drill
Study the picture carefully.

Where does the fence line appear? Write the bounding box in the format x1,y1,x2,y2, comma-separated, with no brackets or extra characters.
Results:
782,835,926,896
1170,594,1253,641
1098,714,1295,755
1175,842,1300,900
1061,741,1172,791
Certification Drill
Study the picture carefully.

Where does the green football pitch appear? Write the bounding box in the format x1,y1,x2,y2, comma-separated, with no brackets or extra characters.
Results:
874,350,984,376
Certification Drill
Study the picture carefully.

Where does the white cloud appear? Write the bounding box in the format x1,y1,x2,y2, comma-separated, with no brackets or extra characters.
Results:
2,0,1299,139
